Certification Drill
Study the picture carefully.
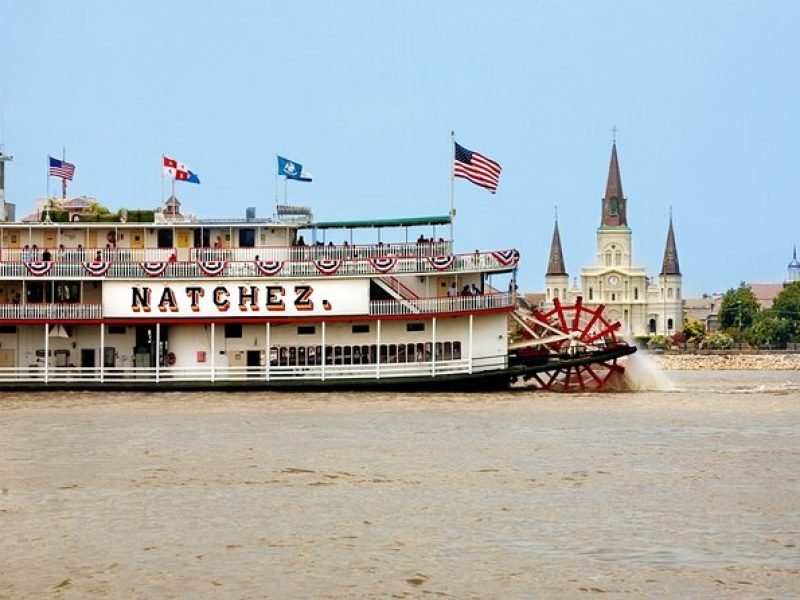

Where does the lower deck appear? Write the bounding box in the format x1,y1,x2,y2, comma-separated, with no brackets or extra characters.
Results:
0,313,510,387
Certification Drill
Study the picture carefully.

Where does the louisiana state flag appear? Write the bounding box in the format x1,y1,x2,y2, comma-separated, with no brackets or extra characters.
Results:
277,155,312,182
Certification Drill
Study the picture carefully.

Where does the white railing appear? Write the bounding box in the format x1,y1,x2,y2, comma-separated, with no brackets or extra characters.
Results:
188,241,454,263
0,303,103,319
2,242,454,264
369,292,514,315
3,247,175,263
0,249,517,280
0,355,508,385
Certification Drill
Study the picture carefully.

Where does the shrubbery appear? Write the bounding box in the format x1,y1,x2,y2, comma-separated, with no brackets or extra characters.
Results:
647,334,671,350
699,331,734,350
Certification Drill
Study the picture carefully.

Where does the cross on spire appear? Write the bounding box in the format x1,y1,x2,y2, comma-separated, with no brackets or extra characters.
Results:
611,125,618,145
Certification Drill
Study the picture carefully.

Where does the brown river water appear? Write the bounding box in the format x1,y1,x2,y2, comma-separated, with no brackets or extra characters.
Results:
1,367,799,598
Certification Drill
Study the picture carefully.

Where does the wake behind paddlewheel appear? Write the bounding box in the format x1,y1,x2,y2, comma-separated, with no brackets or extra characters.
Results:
514,296,629,392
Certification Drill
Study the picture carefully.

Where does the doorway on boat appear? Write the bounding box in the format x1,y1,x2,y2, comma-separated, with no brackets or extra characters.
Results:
133,326,168,368
246,350,262,377
81,348,95,368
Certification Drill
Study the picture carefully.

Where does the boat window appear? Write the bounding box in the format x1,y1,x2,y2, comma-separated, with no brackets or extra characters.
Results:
352,324,370,334
406,322,425,332
238,228,256,248
108,326,127,334
157,229,174,249
453,341,461,359
224,324,242,338
297,326,316,335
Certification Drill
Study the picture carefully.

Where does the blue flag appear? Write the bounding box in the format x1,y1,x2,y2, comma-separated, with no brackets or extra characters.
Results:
277,155,312,182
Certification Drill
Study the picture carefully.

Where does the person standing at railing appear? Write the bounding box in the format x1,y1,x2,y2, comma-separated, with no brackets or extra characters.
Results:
42,248,52,262
448,283,457,298
471,283,480,296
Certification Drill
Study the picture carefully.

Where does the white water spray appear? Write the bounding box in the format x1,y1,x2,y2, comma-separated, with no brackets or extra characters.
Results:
620,341,676,391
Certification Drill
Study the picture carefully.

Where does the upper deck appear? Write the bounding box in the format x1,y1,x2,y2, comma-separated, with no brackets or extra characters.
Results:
0,209,519,280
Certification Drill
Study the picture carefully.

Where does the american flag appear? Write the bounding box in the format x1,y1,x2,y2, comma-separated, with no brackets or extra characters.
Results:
453,142,501,194
49,156,76,180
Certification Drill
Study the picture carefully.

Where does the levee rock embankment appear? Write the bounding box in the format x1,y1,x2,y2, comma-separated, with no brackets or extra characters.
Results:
650,352,800,371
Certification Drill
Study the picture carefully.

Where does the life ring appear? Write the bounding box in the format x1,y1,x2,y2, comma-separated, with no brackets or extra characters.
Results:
164,352,176,366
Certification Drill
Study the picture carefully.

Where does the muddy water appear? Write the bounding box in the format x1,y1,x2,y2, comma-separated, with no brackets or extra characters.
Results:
1,371,799,598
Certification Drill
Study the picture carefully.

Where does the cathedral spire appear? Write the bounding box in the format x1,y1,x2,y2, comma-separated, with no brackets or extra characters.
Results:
546,218,567,276
600,142,628,228
660,214,681,276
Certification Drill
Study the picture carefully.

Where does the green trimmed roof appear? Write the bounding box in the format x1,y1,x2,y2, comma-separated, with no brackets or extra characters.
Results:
310,215,451,230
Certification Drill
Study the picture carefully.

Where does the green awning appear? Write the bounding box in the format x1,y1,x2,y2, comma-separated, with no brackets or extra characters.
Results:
309,215,451,230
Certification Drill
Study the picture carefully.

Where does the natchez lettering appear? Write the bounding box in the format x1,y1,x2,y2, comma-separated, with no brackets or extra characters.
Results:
131,285,326,312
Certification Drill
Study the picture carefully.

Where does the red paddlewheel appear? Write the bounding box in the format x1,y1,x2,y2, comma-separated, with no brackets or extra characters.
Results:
527,297,622,352
524,359,626,392
517,296,628,392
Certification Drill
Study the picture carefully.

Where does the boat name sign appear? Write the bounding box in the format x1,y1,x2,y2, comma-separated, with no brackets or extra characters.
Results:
102,280,369,318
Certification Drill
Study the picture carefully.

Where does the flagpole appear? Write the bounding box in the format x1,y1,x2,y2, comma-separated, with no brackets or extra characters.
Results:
450,130,455,242
160,155,164,204
61,147,67,199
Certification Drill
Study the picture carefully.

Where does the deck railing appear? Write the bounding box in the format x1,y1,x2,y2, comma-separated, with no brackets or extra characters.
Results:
0,303,103,320
1,241,453,264
0,355,508,385
368,292,514,315
0,248,516,280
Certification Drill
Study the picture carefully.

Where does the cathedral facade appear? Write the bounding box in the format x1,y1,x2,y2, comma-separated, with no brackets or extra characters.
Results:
544,143,682,338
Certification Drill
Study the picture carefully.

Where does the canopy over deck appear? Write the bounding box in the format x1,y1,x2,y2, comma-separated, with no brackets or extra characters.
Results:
309,215,451,230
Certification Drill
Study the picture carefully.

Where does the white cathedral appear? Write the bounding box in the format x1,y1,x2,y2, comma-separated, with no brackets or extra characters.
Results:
544,143,682,338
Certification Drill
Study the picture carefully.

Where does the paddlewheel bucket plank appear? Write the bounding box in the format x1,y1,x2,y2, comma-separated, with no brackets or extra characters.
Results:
508,296,635,392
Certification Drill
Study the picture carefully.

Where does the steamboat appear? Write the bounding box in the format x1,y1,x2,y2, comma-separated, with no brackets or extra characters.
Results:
0,150,634,392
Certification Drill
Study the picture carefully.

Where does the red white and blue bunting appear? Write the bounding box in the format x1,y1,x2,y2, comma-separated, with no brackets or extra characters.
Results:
81,261,112,277
254,259,284,276
140,262,169,277
313,259,344,275
491,249,520,267
23,261,53,277
426,255,455,271
369,256,398,273
197,260,226,277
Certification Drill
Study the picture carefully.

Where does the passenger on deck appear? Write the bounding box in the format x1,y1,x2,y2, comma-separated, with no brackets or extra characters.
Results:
471,283,480,296
447,283,458,297
42,249,52,262
461,285,471,296
296,235,306,246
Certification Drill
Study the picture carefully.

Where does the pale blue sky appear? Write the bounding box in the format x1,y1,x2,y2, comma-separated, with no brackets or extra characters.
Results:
2,1,798,295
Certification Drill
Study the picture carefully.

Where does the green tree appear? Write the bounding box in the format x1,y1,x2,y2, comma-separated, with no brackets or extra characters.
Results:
771,281,800,340
718,283,760,331
745,309,792,347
